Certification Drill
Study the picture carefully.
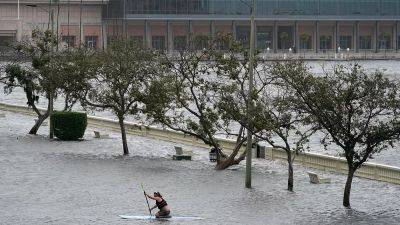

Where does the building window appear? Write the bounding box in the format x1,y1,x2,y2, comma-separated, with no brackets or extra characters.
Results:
0,35,15,47
194,35,209,50
177,0,188,14
339,36,352,49
257,26,273,50
85,36,98,48
379,33,391,49
236,26,250,48
152,36,165,50
398,36,400,50
174,36,187,50
320,35,332,50
131,36,144,47
278,26,293,50
62,36,75,47
299,33,312,50
359,36,372,50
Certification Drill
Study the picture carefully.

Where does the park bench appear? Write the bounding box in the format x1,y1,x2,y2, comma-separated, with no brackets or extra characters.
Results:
93,131,110,139
307,171,331,184
172,146,192,161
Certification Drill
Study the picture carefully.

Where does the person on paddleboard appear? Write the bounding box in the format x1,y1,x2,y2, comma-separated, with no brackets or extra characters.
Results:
145,191,171,218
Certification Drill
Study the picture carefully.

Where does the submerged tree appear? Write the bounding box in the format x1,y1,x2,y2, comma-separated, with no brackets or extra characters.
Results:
147,35,254,170
1,29,59,135
253,65,316,192
52,47,95,111
82,38,165,155
277,61,400,207
215,46,315,190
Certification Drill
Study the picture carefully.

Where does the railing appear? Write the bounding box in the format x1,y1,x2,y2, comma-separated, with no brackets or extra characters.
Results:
258,50,400,60
265,147,400,185
1,102,399,185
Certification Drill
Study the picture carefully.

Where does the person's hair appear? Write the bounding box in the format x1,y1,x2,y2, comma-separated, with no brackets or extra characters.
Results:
154,192,162,197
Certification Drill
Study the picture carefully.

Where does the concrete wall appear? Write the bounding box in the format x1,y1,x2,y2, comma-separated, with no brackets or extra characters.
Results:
1,102,400,185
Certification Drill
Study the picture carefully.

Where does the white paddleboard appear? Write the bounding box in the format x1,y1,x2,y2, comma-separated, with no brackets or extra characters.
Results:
119,215,203,221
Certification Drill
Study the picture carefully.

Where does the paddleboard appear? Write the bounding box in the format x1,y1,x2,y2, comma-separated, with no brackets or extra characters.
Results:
119,215,203,221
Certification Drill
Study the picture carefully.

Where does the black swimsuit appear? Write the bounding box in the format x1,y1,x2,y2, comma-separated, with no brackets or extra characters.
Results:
156,198,170,217
156,198,168,209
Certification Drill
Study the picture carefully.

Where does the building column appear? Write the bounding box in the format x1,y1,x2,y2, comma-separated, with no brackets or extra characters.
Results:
145,20,151,49
314,21,319,53
254,20,258,49
210,20,216,40
122,19,127,38
273,21,278,53
393,21,397,51
396,21,399,52
188,20,193,49
16,20,23,42
354,21,359,53
375,21,379,53
80,22,84,46
294,21,299,53
167,21,173,52
334,21,339,53
102,22,107,50
231,20,237,40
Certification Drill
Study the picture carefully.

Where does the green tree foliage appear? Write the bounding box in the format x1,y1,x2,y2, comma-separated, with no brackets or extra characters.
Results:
1,29,59,135
148,35,256,170
50,48,95,111
253,63,316,192
147,48,230,167
213,42,315,189
275,61,400,207
82,38,165,155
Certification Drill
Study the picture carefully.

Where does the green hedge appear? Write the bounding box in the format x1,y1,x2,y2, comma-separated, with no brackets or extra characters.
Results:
51,111,87,141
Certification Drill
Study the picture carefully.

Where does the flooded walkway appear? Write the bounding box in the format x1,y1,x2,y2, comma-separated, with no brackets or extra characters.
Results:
0,112,399,225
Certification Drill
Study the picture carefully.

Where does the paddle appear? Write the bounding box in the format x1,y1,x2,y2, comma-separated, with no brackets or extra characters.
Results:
140,184,152,217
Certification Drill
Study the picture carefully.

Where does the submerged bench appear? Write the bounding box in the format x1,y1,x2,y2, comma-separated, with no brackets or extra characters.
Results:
172,146,192,161
94,131,110,139
307,171,331,184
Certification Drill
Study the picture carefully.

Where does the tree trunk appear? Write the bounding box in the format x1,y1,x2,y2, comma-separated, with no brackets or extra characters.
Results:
118,115,129,155
343,167,356,208
29,114,49,135
287,151,294,192
215,138,247,170
49,92,54,139
215,157,241,170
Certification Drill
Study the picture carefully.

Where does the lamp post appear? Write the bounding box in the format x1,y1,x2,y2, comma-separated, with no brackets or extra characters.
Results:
80,0,83,46
25,3,55,36
17,0,20,20
245,0,256,189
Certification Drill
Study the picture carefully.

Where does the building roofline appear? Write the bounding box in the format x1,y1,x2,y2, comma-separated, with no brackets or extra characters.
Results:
0,0,108,4
118,14,400,21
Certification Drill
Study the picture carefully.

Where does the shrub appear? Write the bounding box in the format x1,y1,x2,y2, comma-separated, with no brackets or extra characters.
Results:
51,111,87,141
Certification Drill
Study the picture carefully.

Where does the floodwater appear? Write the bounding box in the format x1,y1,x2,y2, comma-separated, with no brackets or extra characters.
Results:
0,111,400,225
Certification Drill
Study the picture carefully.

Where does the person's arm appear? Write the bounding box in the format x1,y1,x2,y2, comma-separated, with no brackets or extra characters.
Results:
145,193,161,201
